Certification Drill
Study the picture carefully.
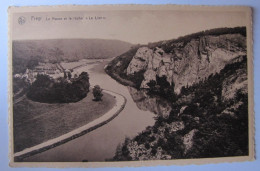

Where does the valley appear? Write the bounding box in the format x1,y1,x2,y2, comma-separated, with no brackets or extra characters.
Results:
12,27,249,162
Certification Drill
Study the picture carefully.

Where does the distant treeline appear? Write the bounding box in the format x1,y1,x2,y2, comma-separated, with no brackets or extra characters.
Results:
13,56,42,74
12,39,132,64
27,72,90,103
148,26,246,53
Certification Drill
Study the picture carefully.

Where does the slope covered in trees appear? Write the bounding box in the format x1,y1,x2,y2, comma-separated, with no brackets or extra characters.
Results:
113,56,248,160
13,39,132,74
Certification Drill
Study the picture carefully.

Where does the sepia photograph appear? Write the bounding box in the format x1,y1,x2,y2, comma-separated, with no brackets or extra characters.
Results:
8,5,254,167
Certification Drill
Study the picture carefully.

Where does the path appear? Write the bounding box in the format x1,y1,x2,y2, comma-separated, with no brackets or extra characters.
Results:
13,94,26,104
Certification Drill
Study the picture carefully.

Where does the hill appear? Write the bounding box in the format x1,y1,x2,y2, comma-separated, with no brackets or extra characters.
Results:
13,39,132,61
12,39,132,74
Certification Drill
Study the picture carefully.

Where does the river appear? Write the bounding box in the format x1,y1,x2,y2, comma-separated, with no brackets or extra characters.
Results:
23,60,157,162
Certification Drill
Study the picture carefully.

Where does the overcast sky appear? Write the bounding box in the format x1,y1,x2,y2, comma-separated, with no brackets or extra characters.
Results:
12,9,247,44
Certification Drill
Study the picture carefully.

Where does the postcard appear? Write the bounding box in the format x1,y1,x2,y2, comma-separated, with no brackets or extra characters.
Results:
8,5,254,167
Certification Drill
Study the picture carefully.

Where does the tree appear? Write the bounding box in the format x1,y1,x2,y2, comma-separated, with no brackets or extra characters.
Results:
64,72,67,79
68,72,72,79
156,75,170,95
147,80,157,92
93,85,103,101
26,57,39,69
49,47,64,62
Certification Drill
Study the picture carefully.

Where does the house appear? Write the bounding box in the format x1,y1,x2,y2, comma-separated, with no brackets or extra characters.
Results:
33,63,61,76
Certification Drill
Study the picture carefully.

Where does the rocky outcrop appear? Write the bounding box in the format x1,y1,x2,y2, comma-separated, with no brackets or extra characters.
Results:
183,129,198,154
125,121,185,160
126,47,153,74
126,34,246,94
221,58,248,101
127,140,172,160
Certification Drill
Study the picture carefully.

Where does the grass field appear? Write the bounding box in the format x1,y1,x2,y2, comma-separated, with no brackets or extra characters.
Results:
13,90,116,153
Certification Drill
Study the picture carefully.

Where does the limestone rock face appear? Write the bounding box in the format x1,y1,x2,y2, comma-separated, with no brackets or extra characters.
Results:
140,69,157,88
126,47,153,75
183,129,198,154
167,121,185,133
126,34,246,94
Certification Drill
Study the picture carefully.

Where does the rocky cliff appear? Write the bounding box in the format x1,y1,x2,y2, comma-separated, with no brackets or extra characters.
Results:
106,27,247,94
113,55,249,160
126,34,246,94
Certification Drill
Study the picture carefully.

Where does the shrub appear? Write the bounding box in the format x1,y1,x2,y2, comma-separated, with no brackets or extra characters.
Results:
92,85,103,101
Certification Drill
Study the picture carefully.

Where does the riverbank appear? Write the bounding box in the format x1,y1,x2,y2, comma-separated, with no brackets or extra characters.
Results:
17,59,155,162
14,89,116,153
14,89,126,161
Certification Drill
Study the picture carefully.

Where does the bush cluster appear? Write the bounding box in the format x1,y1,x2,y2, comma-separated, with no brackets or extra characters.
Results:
27,72,90,103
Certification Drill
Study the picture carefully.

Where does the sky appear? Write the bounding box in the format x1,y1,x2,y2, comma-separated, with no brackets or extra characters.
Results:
12,7,247,44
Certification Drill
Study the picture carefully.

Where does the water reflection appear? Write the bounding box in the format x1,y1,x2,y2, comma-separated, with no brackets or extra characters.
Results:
128,87,172,118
